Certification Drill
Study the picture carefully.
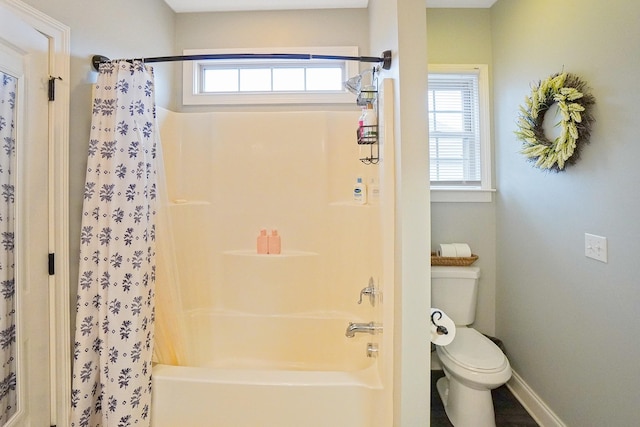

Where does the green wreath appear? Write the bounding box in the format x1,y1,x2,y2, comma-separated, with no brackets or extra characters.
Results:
515,72,595,171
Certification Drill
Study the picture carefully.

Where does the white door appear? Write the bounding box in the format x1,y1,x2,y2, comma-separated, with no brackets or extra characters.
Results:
0,3,51,426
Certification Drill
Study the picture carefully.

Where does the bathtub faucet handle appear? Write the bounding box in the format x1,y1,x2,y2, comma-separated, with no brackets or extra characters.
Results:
357,277,377,306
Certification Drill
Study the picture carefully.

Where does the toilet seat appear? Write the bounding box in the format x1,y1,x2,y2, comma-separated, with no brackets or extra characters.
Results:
439,328,507,373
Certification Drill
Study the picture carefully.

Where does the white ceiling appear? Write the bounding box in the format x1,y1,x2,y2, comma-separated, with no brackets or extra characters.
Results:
163,0,497,13
427,0,496,7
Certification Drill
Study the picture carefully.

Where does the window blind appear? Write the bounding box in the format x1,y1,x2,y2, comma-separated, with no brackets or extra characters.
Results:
428,72,481,186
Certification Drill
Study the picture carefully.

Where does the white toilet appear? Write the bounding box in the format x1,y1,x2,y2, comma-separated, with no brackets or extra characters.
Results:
432,266,512,427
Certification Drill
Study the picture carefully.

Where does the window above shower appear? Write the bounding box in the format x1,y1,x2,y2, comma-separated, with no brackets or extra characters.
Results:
183,46,359,105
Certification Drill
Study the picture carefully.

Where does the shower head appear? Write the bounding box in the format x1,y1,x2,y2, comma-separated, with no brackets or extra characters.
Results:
344,74,363,95
343,67,376,95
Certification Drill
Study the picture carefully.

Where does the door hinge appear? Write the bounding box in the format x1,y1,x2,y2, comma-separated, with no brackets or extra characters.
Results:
48,76,62,101
48,253,55,275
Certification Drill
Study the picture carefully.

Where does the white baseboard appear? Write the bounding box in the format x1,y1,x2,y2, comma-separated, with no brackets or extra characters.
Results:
506,370,567,427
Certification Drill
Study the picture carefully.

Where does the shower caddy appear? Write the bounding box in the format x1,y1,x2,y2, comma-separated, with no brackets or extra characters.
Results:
356,76,379,165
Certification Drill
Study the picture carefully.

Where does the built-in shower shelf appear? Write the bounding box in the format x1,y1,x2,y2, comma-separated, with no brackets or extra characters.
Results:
329,201,376,208
223,250,319,257
171,199,211,205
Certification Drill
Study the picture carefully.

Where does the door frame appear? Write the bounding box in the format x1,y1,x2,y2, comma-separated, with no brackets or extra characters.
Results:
2,0,70,425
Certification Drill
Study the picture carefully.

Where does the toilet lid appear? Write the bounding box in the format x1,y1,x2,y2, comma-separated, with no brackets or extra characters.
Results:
439,328,507,372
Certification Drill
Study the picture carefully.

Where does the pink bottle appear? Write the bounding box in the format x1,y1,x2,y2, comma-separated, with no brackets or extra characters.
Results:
358,108,366,140
257,229,269,254
268,230,281,255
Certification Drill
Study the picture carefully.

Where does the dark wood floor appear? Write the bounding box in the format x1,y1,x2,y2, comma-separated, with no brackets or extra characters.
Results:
431,370,539,427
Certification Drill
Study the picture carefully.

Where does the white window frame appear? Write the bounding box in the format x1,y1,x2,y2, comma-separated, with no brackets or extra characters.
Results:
183,46,359,105
429,64,494,203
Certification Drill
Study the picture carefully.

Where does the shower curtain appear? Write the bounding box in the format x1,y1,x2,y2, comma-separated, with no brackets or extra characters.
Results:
71,61,159,427
0,72,17,424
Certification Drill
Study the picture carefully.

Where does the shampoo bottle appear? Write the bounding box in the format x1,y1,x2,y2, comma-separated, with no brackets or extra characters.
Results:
257,229,269,254
362,103,377,138
268,229,281,255
358,107,366,140
353,177,367,205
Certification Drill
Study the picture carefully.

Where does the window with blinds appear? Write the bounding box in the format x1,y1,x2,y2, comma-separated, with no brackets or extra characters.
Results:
429,71,482,187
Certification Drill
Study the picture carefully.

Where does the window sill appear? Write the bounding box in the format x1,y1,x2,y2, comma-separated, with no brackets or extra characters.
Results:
183,91,354,106
430,188,495,203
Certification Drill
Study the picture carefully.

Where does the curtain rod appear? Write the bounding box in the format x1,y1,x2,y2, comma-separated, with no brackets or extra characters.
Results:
91,50,392,71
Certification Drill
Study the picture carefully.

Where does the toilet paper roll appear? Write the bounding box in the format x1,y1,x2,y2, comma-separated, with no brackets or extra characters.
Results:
452,243,472,258
438,244,457,257
430,308,456,346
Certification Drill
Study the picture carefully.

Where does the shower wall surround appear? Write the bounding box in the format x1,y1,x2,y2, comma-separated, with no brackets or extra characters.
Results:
156,107,382,332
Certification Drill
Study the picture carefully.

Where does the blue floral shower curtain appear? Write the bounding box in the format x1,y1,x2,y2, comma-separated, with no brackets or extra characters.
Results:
0,72,17,424
71,61,159,427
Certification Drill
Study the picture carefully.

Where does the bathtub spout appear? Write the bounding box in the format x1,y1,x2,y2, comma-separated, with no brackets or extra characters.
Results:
345,321,382,338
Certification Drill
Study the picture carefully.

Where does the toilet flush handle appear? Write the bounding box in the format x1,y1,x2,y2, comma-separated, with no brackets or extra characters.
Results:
431,310,449,335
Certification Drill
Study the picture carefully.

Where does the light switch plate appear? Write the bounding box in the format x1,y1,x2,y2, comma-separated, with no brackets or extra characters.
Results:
585,233,607,263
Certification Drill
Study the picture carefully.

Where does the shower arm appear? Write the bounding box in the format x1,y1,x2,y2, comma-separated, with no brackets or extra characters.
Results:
91,50,392,72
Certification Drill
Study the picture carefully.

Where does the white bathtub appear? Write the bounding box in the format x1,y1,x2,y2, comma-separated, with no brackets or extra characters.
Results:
151,364,381,427
150,310,382,427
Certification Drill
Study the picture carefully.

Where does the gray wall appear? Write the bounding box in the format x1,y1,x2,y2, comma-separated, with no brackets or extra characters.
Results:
427,9,497,335
492,0,640,424
20,0,177,324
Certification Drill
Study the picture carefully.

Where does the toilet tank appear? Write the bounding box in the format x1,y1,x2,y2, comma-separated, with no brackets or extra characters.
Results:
431,266,480,326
